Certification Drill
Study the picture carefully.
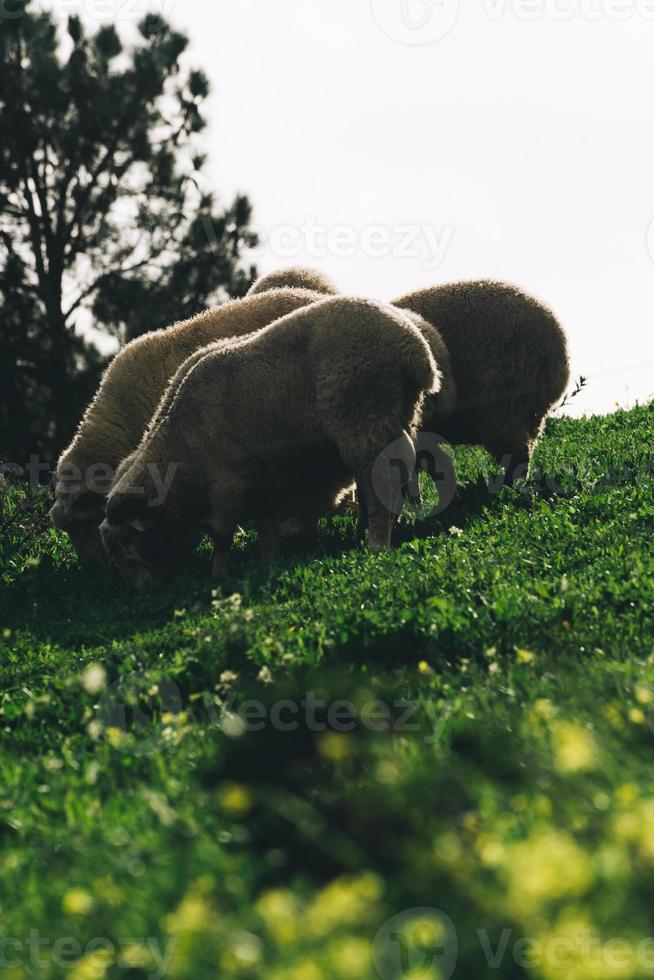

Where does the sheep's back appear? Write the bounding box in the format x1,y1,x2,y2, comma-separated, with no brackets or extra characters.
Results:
154,296,437,465
394,281,569,419
57,287,325,481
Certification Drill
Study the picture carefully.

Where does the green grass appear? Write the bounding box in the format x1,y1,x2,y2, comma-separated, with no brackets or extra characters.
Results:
2,405,654,979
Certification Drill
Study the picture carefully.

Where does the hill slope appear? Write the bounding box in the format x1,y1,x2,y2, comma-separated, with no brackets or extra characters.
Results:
1,405,654,979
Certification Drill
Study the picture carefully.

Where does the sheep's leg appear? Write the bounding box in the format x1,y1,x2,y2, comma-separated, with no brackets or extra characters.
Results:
356,483,368,544
349,430,416,551
356,471,396,551
257,513,281,562
283,516,320,551
493,443,531,488
325,415,416,550
210,527,236,579
207,469,251,579
280,517,305,540
282,480,354,552
406,467,423,513
280,493,323,549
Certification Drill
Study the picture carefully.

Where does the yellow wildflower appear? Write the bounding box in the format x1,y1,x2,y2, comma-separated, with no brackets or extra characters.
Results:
68,950,111,980
551,722,597,773
62,889,94,916
217,783,253,818
516,648,536,664
256,889,299,945
505,830,593,913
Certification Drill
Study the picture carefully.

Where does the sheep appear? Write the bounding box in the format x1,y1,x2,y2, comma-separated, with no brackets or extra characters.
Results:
100,296,439,590
250,269,457,541
248,274,566,485
248,266,338,297
393,280,570,485
50,287,327,562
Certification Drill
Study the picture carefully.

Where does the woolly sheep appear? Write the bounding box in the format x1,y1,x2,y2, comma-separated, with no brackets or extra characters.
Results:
100,296,439,590
247,272,566,481
248,266,338,297
393,280,570,484
50,287,326,561
250,267,459,431
252,267,458,537
250,266,357,536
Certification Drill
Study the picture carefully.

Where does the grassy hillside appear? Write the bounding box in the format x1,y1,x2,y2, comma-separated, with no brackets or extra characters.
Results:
2,404,654,980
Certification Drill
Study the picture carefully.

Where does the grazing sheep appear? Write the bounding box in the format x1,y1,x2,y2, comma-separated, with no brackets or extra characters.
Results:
393,280,570,484
50,287,326,561
100,297,439,590
248,266,338,297
250,271,458,540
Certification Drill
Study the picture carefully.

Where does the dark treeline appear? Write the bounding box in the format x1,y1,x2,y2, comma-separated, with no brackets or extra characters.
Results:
0,0,257,467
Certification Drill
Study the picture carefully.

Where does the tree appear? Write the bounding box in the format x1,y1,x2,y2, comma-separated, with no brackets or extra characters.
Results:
0,1,257,464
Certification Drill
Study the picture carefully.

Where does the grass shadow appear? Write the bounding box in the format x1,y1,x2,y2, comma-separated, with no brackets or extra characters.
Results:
1,465,585,650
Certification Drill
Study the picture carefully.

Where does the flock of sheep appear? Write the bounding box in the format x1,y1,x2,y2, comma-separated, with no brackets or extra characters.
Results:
49,268,570,590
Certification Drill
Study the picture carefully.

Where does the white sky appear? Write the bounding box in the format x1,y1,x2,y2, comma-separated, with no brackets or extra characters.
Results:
66,0,654,416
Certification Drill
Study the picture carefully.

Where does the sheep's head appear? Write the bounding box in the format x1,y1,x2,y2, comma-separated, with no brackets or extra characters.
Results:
100,489,184,592
49,485,108,564
50,451,122,563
